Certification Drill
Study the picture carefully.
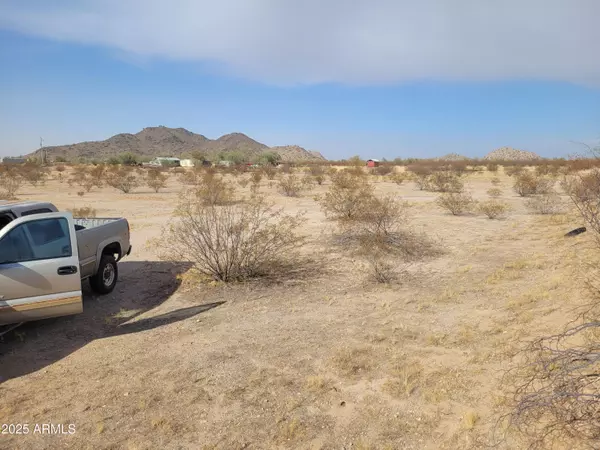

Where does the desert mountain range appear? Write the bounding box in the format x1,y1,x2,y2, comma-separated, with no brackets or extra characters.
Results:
29,126,326,162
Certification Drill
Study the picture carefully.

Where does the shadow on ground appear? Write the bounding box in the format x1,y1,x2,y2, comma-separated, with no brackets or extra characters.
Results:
0,261,223,382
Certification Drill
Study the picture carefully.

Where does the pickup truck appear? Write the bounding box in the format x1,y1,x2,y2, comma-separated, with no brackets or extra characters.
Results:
0,201,132,326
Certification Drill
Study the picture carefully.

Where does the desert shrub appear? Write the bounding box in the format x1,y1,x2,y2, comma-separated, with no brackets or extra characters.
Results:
19,163,48,187
314,174,326,185
389,172,407,185
195,172,235,205
278,174,305,197
436,192,475,216
373,165,393,176
77,191,85,197
562,169,600,234
318,172,375,224
505,166,525,177
250,171,263,185
156,193,306,282
428,171,464,193
486,162,499,173
262,165,277,180
362,249,398,284
105,168,140,194
146,169,168,192
279,163,293,174
308,165,326,177
487,187,503,198
491,177,502,186
524,193,564,215
478,200,510,219
88,164,106,188
0,167,22,199
55,164,66,173
412,173,433,191
180,170,198,186
513,173,554,197
68,206,97,218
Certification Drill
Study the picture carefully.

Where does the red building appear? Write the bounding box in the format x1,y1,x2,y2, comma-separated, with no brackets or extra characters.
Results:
366,159,380,168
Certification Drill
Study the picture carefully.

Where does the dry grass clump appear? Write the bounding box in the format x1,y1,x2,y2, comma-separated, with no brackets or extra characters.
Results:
513,173,554,197
478,200,510,219
68,206,98,218
155,192,306,282
18,162,48,187
487,187,503,198
389,172,407,185
436,192,475,216
505,166,525,177
524,193,564,215
491,177,502,186
486,162,499,173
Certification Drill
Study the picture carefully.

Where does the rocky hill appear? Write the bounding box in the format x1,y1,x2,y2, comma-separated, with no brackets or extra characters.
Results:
437,153,471,161
483,147,541,161
29,126,326,162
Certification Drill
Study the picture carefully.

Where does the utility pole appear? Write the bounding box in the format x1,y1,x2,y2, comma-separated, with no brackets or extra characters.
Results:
40,137,46,165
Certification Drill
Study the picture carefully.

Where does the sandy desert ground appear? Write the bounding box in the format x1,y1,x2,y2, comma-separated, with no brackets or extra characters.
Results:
0,166,595,449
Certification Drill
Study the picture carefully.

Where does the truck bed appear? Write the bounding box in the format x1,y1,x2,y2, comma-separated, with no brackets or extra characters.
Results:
75,217,131,279
74,217,121,230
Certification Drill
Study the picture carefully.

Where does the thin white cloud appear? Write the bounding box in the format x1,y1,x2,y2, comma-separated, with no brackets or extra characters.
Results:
1,0,599,86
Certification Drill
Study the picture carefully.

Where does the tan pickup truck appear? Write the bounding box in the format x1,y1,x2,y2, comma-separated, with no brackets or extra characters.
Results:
0,201,132,326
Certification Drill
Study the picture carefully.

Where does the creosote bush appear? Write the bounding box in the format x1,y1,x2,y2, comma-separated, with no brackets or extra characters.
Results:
524,193,563,215
513,173,554,197
156,192,306,282
436,192,475,216
318,172,375,224
105,167,140,194
278,174,305,197
487,187,503,198
195,172,235,205
0,166,23,199
477,200,510,219
146,169,168,193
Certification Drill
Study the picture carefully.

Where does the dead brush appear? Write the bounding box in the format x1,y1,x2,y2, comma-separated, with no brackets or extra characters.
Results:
195,172,235,205
389,172,407,185
68,206,97,218
317,172,375,222
561,169,600,234
524,193,564,215
436,192,475,215
513,172,554,197
487,187,503,198
146,169,169,192
105,167,140,194
0,167,22,199
155,192,306,282
428,170,465,193
278,174,305,197
478,200,510,219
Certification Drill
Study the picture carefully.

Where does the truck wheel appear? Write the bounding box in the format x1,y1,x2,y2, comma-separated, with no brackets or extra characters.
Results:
90,255,118,295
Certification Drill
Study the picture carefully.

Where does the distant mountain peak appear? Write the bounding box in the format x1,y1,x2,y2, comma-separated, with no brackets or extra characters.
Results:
27,126,325,162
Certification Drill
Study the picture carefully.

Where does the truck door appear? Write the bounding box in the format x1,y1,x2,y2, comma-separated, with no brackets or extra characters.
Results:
0,212,82,325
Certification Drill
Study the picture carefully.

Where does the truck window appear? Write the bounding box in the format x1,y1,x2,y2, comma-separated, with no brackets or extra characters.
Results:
20,208,53,216
0,218,72,264
0,215,11,231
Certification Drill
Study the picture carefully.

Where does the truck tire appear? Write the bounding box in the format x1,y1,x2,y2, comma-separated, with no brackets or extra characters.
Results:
90,255,118,295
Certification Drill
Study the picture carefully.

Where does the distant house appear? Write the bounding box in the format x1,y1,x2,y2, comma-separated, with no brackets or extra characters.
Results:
180,159,194,167
366,159,380,168
148,157,181,167
218,160,232,167
0,157,26,164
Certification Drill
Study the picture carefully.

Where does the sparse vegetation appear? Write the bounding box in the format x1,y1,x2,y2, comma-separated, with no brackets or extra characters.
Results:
68,206,98,218
105,167,140,193
156,192,306,281
478,200,510,219
513,172,554,197
524,193,563,215
146,169,169,193
436,192,475,215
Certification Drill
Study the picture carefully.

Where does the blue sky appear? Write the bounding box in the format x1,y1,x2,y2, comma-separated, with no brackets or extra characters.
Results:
1,1,599,160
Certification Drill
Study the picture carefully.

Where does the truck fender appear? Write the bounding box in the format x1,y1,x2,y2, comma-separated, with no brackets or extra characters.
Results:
95,238,124,274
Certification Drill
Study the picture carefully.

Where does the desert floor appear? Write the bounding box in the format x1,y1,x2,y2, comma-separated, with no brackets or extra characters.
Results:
0,167,594,449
